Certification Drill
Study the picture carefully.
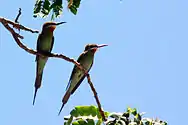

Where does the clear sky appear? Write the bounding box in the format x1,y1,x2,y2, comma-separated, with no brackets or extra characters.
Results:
0,0,187,125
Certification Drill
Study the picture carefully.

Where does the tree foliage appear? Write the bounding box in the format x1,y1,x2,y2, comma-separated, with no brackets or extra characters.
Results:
33,0,81,20
64,105,167,125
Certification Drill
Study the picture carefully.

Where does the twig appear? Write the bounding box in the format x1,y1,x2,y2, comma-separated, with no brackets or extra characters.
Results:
0,12,106,121
87,74,107,121
0,17,39,33
15,8,21,23
2,20,24,39
68,0,73,8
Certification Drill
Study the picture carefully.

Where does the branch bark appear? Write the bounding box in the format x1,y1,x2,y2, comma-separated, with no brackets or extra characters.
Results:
87,74,107,121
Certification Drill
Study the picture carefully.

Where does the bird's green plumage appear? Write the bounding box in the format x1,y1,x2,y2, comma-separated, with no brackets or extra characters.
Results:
33,26,54,105
36,31,54,74
58,44,107,115
66,49,95,94
33,21,66,105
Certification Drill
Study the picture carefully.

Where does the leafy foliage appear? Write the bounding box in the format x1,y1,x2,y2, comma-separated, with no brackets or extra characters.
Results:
64,106,167,125
68,0,81,15
33,0,81,20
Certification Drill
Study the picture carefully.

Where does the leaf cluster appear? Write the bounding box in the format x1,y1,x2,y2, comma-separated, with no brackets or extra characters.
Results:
33,0,81,20
64,106,167,125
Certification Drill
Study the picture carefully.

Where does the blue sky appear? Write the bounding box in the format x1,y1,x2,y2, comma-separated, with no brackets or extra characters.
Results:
0,0,187,125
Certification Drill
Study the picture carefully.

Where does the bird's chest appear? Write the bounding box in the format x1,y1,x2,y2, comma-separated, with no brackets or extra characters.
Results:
74,60,93,78
39,36,53,51
73,60,93,83
82,59,93,71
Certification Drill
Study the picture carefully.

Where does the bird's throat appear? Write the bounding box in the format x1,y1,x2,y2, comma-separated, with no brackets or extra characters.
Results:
91,48,98,53
49,26,56,32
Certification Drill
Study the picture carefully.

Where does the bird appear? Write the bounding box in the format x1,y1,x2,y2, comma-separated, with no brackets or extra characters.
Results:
33,21,66,105
58,44,108,115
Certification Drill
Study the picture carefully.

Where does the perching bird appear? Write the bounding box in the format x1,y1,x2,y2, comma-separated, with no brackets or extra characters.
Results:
33,21,66,105
58,44,108,115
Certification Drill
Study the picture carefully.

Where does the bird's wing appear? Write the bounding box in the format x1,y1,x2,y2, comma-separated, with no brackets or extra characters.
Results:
70,62,93,94
65,65,78,91
65,51,89,91
35,33,43,62
65,53,84,90
50,36,54,52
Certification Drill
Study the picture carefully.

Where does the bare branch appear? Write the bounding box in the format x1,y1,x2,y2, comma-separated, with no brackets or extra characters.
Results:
15,8,21,23
87,74,107,121
0,17,39,33
2,21,24,39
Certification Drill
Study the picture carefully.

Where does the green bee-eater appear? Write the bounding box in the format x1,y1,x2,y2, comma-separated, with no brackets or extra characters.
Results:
58,44,108,115
33,21,66,105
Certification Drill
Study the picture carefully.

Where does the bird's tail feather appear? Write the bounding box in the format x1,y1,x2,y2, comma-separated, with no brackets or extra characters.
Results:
58,91,71,115
33,73,43,105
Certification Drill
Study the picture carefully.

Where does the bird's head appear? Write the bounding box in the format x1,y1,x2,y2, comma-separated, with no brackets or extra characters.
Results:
42,21,66,32
84,44,108,53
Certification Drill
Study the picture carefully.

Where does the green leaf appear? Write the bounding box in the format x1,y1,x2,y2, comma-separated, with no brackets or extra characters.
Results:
33,0,63,19
75,106,85,116
72,121,80,125
96,109,102,119
131,108,137,116
51,2,63,18
70,109,79,117
43,0,50,10
145,121,152,125
66,115,73,125
110,114,120,119
127,107,132,113
163,122,168,125
73,0,81,8
41,0,51,15
86,119,95,125
136,113,141,121
67,0,81,8
96,119,102,125
90,105,97,117
55,0,62,5
120,117,127,123
80,106,91,116
69,5,77,15
77,119,87,125
34,0,42,14
117,120,125,125
33,15,38,18
104,111,110,117
122,112,129,118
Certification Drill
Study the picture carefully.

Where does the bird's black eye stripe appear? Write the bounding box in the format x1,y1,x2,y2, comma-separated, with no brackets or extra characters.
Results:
84,44,98,51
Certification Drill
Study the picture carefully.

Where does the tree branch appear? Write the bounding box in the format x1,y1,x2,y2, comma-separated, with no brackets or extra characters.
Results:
87,74,107,121
0,17,39,33
15,8,21,23
68,0,73,8
0,12,106,121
